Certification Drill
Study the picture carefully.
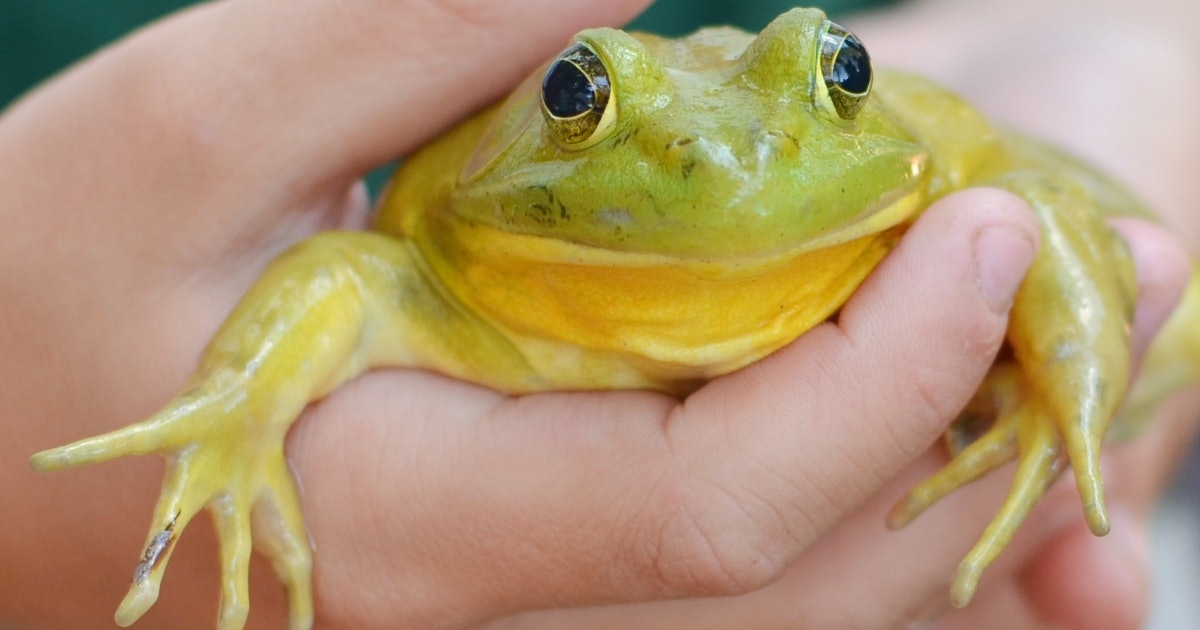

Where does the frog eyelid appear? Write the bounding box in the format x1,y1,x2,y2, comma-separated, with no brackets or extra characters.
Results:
815,20,873,121
540,42,619,150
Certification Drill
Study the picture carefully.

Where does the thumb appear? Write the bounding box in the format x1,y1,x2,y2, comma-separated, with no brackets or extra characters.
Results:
656,188,1039,593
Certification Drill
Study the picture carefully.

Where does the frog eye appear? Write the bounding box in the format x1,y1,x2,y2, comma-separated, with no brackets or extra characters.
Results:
540,42,618,150
818,21,872,120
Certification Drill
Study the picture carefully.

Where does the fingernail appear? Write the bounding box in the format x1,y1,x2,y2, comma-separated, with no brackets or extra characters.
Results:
974,226,1037,313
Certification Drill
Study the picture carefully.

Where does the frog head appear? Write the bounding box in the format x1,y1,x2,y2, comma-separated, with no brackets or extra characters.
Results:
399,8,934,381
453,7,929,260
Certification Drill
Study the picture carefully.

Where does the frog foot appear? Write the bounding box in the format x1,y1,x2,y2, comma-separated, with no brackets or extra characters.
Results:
30,384,313,630
885,363,1089,607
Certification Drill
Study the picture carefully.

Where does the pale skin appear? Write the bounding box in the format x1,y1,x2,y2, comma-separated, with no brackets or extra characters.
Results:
1,2,1196,630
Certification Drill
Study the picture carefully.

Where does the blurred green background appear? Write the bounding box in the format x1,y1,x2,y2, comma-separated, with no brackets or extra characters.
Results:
0,0,892,108
629,0,888,34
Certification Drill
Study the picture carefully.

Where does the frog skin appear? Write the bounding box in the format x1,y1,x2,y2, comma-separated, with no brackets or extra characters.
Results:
31,7,1200,628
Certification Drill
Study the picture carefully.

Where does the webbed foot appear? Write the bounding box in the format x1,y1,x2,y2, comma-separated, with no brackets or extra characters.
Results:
28,231,464,628
32,383,315,630
886,171,1138,607
887,362,1108,607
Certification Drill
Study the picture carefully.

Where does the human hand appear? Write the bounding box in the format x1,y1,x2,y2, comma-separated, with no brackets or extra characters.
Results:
1,2,1193,630
845,2,1200,628
1,0,653,627
468,211,1189,630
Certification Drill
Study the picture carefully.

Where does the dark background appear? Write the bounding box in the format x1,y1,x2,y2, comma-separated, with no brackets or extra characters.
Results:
0,0,893,107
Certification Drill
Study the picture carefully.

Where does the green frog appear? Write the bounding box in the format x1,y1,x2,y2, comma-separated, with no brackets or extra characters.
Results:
31,7,1200,628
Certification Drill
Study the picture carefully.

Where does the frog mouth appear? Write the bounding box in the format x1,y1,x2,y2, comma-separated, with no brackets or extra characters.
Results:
790,152,928,253
795,185,924,253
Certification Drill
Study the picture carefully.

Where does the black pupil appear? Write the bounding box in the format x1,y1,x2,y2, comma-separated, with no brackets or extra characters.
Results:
831,36,871,94
543,59,595,117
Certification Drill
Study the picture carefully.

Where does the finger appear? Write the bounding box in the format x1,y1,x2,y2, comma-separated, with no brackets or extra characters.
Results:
1107,217,1192,364
1020,507,1151,630
0,0,653,442
476,450,1081,630
0,0,652,233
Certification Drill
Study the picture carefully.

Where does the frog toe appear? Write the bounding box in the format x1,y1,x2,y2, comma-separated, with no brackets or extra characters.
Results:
114,460,211,626
1060,411,1110,536
31,414,180,472
888,365,1023,528
212,493,254,630
34,384,314,630
886,409,1018,529
252,457,315,630
950,397,1064,606
891,364,1077,607
110,423,310,629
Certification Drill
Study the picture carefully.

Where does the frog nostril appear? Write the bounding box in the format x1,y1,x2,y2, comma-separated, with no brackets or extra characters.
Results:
751,129,800,165
764,128,799,152
663,136,701,178
667,137,695,150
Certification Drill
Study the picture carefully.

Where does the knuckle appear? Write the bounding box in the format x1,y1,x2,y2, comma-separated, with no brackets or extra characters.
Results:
634,475,793,597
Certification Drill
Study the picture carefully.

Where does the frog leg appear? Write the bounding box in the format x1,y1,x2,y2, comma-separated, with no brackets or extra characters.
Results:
889,174,1138,606
30,230,508,629
999,173,1137,529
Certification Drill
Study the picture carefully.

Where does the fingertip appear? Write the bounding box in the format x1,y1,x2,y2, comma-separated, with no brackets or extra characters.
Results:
1022,506,1150,630
837,186,1041,415
851,187,1040,324
930,187,1041,243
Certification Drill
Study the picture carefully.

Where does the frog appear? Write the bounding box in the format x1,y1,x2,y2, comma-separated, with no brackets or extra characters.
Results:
31,7,1200,629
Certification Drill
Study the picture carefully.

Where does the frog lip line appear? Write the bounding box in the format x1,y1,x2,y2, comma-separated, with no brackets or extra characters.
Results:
788,187,922,253
452,187,926,271
795,151,929,250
